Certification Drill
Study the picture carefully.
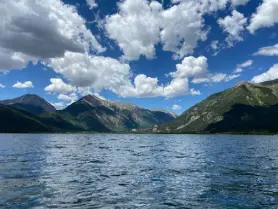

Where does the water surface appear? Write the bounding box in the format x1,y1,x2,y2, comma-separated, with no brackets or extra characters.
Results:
1,134,278,208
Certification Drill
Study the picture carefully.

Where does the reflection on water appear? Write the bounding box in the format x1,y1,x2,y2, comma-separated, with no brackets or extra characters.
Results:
1,134,278,208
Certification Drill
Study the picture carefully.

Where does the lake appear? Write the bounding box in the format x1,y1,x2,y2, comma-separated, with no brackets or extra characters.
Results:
1,134,278,208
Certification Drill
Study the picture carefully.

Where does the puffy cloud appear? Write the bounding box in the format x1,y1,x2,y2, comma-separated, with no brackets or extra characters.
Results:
120,56,208,98
251,64,278,83
47,54,233,98
12,81,34,88
58,93,78,102
0,49,37,71
248,0,278,34
105,0,217,60
160,1,207,59
0,83,5,88
172,104,182,110
173,56,208,78
253,44,278,56
105,0,162,60
45,78,76,94
86,0,97,9
218,10,247,46
105,0,251,61
47,52,132,92
0,0,104,71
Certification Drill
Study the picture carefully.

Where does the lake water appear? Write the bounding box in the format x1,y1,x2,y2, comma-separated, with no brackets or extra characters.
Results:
1,134,278,208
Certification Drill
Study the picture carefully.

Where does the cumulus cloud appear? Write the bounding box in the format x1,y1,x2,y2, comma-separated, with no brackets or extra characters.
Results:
58,93,78,102
218,10,247,46
47,52,132,91
251,64,278,83
120,56,209,98
160,1,208,59
0,0,104,71
105,0,221,60
172,104,182,111
248,0,278,34
45,78,76,94
105,0,162,60
104,0,252,61
12,81,34,88
0,83,5,88
253,44,278,56
46,54,210,98
46,54,235,98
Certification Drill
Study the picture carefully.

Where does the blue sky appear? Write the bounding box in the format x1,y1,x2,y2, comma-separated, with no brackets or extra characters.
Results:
0,0,278,113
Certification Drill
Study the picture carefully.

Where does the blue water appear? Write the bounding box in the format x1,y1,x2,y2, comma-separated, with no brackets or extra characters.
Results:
1,134,278,208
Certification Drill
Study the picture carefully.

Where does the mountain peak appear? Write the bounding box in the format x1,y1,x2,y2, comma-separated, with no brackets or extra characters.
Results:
1,94,56,114
81,94,104,107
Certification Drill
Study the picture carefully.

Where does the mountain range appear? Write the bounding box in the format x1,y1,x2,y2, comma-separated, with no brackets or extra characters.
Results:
2,79,278,134
161,79,278,134
0,94,177,133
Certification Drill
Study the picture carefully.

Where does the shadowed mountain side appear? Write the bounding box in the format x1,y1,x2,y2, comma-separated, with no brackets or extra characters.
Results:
0,104,49,133
161,79,278,134
206,104,278,134
1,94,56,115
0,94,176,133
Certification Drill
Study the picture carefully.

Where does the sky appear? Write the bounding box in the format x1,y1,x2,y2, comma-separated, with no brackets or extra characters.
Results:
0,0,278,114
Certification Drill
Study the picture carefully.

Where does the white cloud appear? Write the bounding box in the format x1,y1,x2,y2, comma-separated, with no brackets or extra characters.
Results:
254,44,278,56
45,78,76,94
12,81,34,88
0,83,5,88
218,10,247,46
248,0,278,34
251,64,278,83
105,0,162,60
238,59,253,68
50,102,65,110
173,56,208,78
120,56,208,97
58,93,78,102
172,104,182,110
211,40,220,50
233,68,243,73
231,0,250,6
48,52,132,92
233,59,253,73
105,0,224,60
47,54,233,98
86,0,97,9
192,73,240,84
0,0,104,71
160,1,207,59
